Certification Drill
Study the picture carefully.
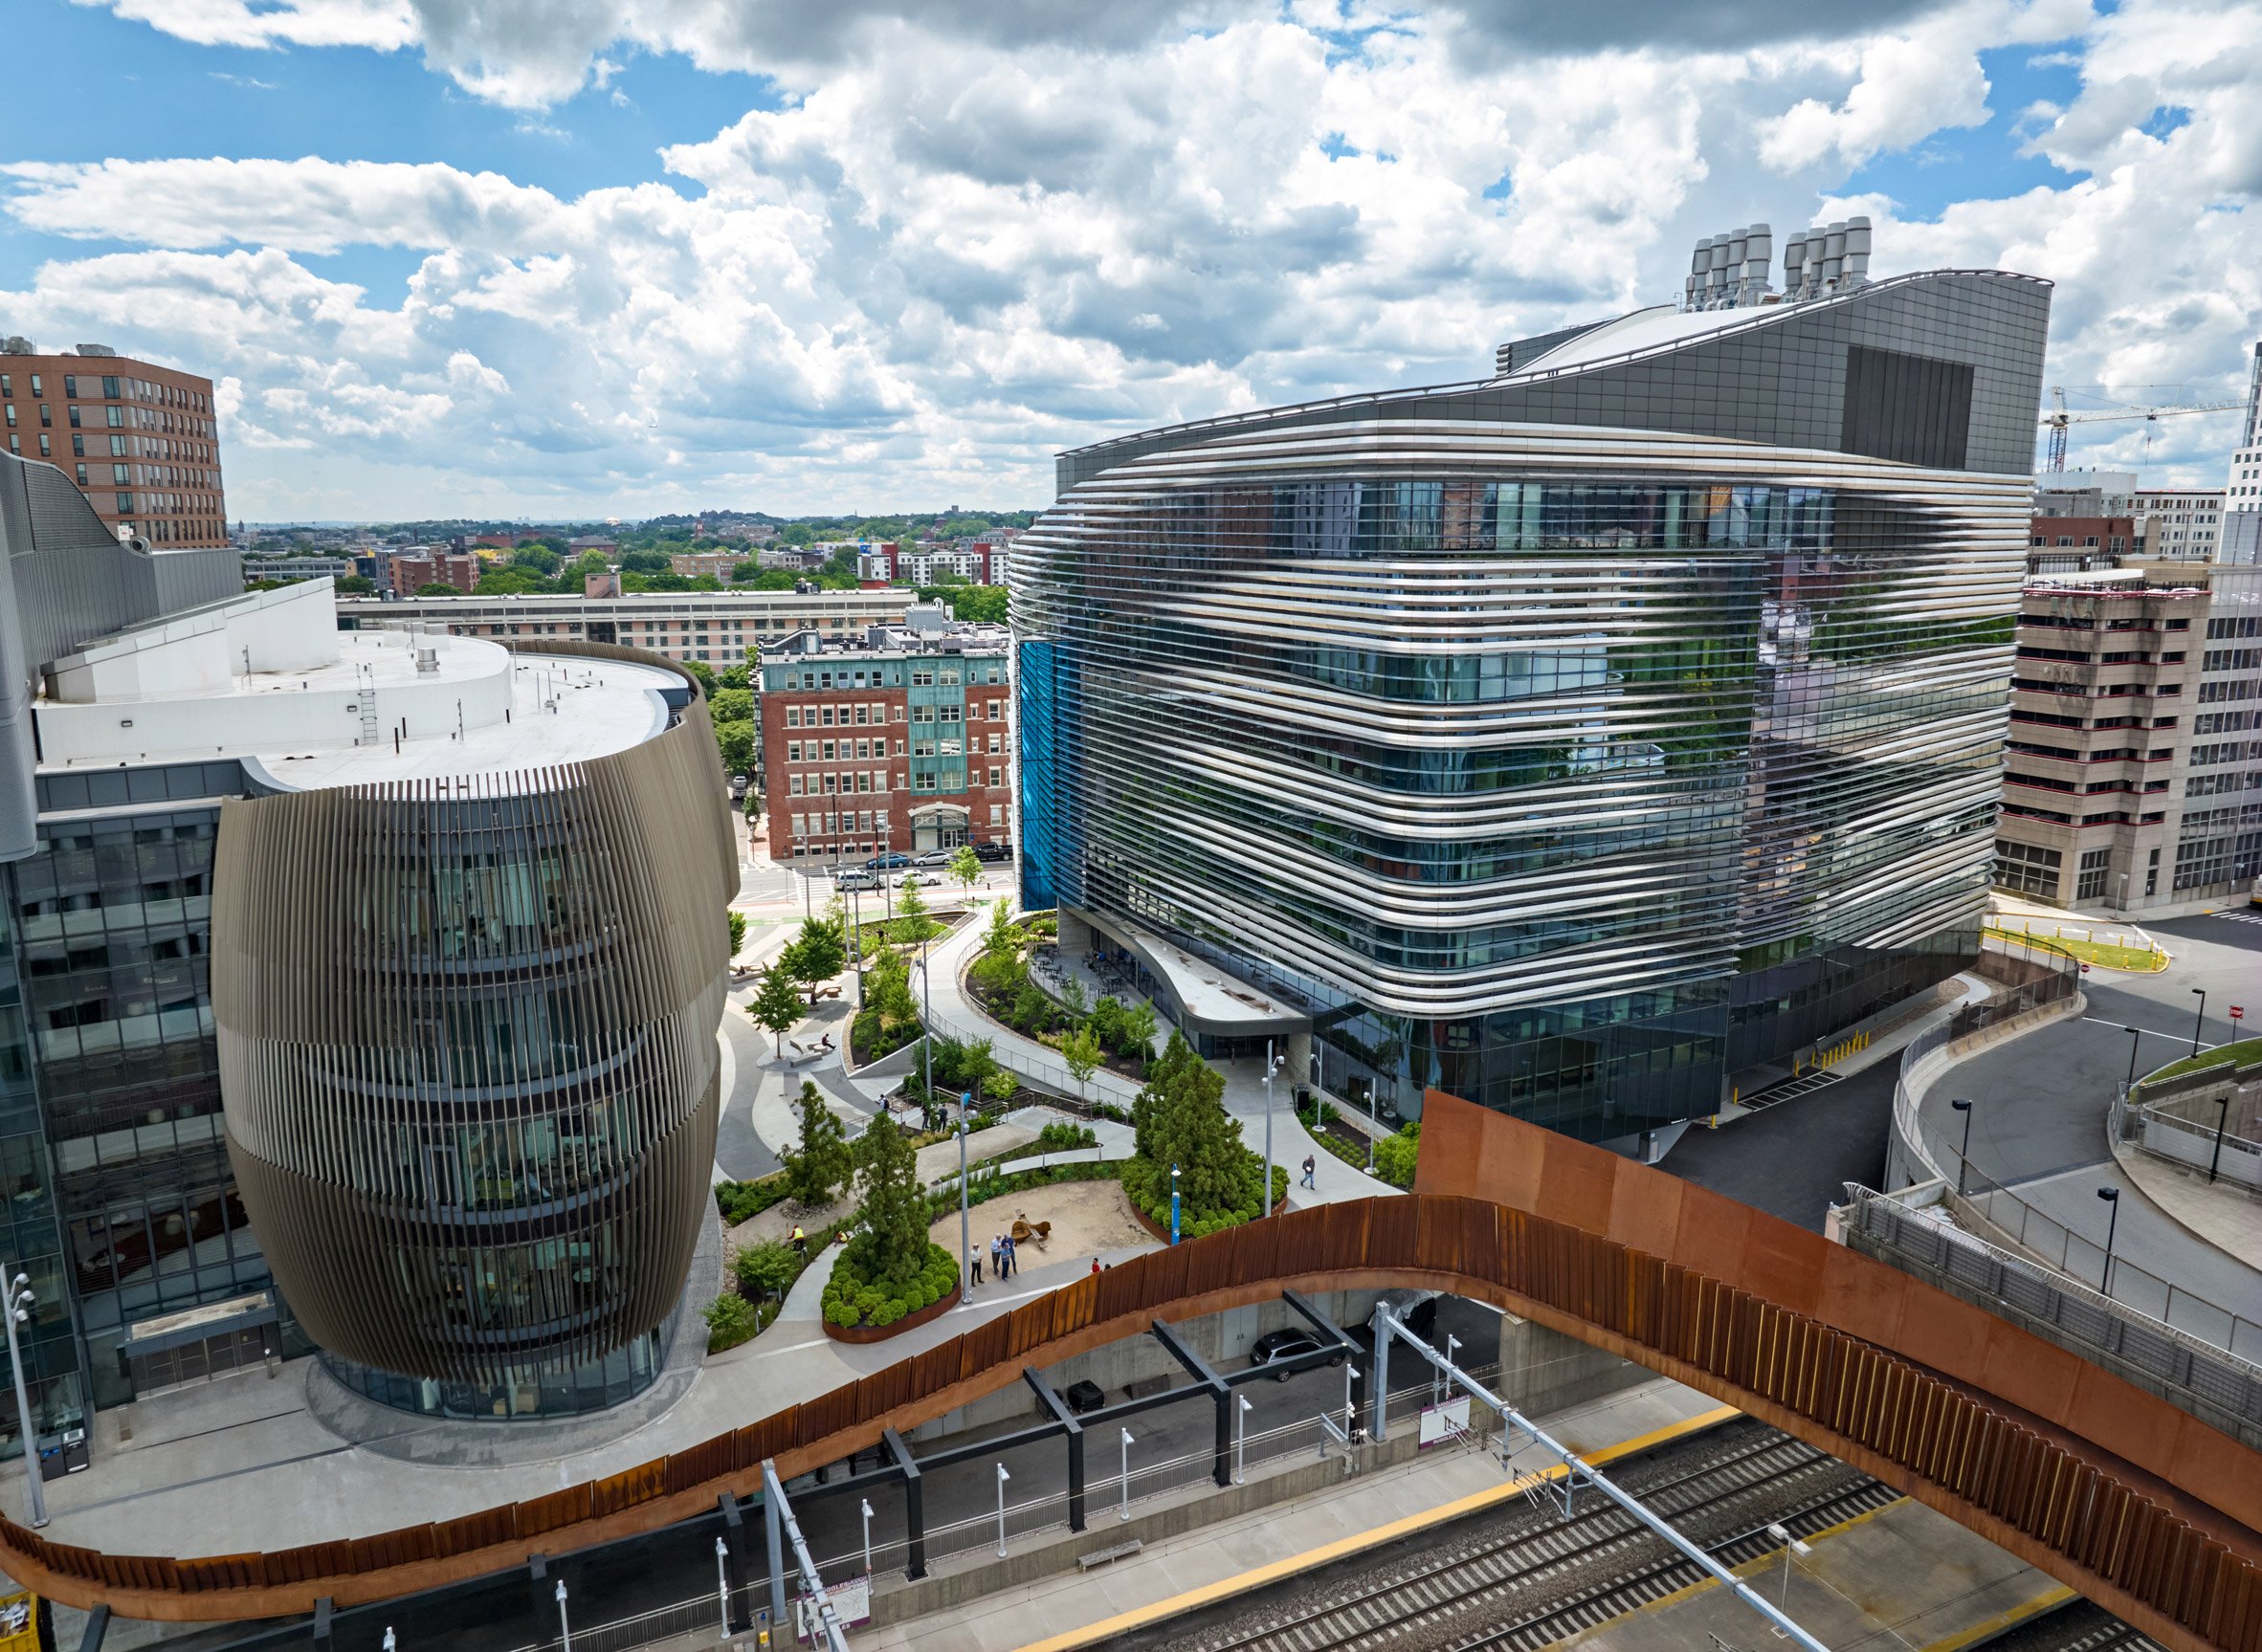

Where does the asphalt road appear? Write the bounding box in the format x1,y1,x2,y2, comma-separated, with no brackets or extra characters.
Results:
1912,910,2262,1343
1662,1059,1903,1233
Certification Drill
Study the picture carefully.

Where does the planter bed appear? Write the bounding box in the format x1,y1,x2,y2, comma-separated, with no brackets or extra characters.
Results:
822,1276,961,1344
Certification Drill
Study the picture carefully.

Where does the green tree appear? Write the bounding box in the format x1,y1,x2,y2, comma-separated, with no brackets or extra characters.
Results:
1058,972,1090,1019
1130,1033,1250,1217
475,566,547,596
849,1113,928,1288
715,721,756,776
949,846,982,892
748,964,805,1042
783,914,846,1001
727,911,746,958
733,1242,799,1298
677,658,717,694
780,1080,854,1206
1061,1024,1103,1107
709,687,754,723
719,664,752,692
981,897,1021,959
335,573,375,594
703,1292,758,1352
508,544,561,576
866,944,919,1030
1120,1000,1159,1058
620,547,670,573
888,878,933,944
414,582,465,597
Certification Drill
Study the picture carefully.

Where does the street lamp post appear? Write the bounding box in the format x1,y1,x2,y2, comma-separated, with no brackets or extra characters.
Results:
714,1537,731,1641
960,1092,973,1299
2210,1095,2231,1185
859,1498,875,1576
1119,1428,1135,1520
1262,1041,1281,1215
2124,1026,2142,1091
1169,1163,1180,1246
2,1268,45,1529
1765,1523,1811,1610
554,1579,572,1652
995,1464,1011,1556
2096,1186,2121,1296
2191,988,2208,1060
1234,1395,1252,1486
1949,1099,1974,1197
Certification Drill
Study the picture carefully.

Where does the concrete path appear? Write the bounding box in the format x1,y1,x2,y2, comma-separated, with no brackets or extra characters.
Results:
919,899,1405,1210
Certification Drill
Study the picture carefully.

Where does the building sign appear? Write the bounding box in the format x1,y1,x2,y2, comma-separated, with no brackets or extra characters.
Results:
1418,1395,1472,1446
794,1575,871,1641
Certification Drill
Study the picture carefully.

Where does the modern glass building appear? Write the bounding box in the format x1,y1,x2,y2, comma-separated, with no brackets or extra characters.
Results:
1016,229,2051,1147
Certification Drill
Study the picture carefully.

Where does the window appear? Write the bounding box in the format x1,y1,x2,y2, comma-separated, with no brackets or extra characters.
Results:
35,405,49,428
787,741,801,762
109,435,124,455
854,704,869,725
3,407,12,429
791,814,807,837
66,405,80,429
2075,848,2112,902
987,766,1002,787
101,376,119,400
35,435,47,457
27,375,39,396
111,464,128,484
988,804,1004,825
105,407,122,428
1993,840,2062,896
786,707,801,728
821,739,836,760
74,464,85,485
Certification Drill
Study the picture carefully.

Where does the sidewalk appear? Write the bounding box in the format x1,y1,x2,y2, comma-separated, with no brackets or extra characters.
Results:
920,900,1401,1211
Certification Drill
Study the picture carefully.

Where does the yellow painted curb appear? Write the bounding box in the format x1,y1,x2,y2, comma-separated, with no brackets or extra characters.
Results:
1916,1585,2075,1651
1008,1404,1742,1652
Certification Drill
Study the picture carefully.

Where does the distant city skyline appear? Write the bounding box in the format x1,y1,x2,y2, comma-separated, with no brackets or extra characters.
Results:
5,0,2261,518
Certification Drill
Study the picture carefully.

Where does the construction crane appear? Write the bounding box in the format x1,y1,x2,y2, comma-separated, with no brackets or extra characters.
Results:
2041,385,2243,471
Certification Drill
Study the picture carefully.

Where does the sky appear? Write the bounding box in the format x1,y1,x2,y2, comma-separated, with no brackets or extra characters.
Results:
2,0,2258,521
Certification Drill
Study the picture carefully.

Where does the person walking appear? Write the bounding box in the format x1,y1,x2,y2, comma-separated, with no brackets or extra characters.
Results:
1091,1256,1102,1276
1002,1233,1017,1278
968,1245,983,1288
1300,1154,1317,1190
990,1233,1004,1281
790,1223,807,1258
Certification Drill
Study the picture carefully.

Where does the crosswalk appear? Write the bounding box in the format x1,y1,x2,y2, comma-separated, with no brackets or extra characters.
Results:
2212,909,2262,926
1739,1068,1843,1112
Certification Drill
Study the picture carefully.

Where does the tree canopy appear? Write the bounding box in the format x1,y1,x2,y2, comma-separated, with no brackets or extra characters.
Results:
849,1113,927,1288
779,1082,854,1207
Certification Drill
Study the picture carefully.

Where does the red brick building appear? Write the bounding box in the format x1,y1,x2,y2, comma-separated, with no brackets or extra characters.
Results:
759,611,1011,865
0,344,227,546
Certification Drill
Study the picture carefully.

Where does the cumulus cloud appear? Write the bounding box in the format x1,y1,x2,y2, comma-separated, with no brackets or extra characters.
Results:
20,0,2262,515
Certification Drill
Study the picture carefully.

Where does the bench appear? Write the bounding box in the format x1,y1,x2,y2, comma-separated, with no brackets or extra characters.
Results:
1076,1539,1142,1572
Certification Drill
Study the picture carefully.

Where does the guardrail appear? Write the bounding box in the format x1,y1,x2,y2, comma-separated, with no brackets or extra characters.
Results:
1839,1185,2262,1439
2115,1089,2262,1194
1886,974,2262,1363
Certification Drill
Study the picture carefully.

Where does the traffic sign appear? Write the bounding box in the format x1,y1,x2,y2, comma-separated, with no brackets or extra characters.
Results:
2079,962,2091,975
2232,1005,2246,1022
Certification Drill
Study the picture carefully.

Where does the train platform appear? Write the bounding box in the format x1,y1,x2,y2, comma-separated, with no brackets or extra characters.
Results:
861,1377,1729,1652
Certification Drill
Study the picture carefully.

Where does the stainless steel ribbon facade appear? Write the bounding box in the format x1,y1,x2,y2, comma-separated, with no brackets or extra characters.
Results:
213,647,736,1409
1016,271,2051,1140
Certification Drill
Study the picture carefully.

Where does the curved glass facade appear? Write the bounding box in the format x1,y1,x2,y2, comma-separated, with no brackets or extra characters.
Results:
1017,271,2051,1142
214,647,738,1406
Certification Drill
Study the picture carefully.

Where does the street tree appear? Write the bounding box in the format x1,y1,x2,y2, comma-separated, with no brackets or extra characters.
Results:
949,846,982,892
1061,1024,1103,1109
850,1112,928,1288
747,964,804,1042
727,910,746,958
784,914,846,1001
779,1081,854,1207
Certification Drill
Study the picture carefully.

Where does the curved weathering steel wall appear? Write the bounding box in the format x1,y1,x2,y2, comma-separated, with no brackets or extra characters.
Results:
212,646,736,1391
3,1098,2258,1651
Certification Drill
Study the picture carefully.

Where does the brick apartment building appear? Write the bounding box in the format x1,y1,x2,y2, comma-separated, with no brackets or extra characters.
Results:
0,341,227,546
759,608,1011,865
387,548,480,593
669,551,742,580
2028,514,2135,575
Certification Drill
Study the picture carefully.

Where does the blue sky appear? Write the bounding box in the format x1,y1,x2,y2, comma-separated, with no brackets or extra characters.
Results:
4,0,2257,518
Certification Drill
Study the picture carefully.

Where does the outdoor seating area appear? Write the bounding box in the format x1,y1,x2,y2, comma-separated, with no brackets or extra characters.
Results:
1010,1217,1052,1246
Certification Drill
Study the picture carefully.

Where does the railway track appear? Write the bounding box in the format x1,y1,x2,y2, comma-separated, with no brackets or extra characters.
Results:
1975,1598,2168,1652
1173,1420,1896,1652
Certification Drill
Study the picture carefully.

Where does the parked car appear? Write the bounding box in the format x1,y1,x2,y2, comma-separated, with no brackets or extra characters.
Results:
1249,1328,1342,1380
972,841,1012,863
832,869,878,892
896,870,932,889
912,848,955,868
865,852,912,870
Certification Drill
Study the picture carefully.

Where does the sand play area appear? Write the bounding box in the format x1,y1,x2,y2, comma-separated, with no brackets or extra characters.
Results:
932,1177,1154,1272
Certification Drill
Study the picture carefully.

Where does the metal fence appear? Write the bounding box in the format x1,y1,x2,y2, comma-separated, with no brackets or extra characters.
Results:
500,1368,1500,1652
1841,1187,2262,1430
1886,1006,2262,1364
2114,1089,2262,1195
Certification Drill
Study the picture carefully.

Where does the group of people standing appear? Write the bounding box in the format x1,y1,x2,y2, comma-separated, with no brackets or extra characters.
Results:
969,1230,1021,1286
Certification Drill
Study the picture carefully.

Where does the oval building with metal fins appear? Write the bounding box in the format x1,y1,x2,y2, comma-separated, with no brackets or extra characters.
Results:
188,621,735,1415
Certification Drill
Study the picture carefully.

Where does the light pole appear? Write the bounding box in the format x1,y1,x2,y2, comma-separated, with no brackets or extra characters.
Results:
1765,1523,1811,1610
1234,1395,1251,1486
995,1464,1011,1556
1119,1428,1135,1520
2096,1186,2121,1296
383,1630,395,1652
554,1578,572,1652
2190,988,2207,1060
714,1537,731,1641
1949,1098,1974,1196
1262,1040,1281,1215
2210,1094,2231,1185
1169,1163,1180,1246
859,1498,875,1576
2124,1025,2142,1091
2,1268,45,1529
960,1091,972,1299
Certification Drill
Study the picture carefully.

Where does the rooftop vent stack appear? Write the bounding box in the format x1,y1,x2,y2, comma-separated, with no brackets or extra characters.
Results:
1821,221,1848,291
1799,228,1826,297
1708,235,1733,307
1741,223,1772,305
1843,216,1872,287
1690,236,1714,308
1782,231,1807,298
1724,229,1749,305
1685,239,1706,310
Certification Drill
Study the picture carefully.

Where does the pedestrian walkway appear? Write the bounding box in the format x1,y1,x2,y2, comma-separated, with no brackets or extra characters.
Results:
919,900,1401,1210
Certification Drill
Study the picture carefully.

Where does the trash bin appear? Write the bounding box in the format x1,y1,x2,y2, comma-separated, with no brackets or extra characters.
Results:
1294,1086,1312,1109
1063,1379,1105,1415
